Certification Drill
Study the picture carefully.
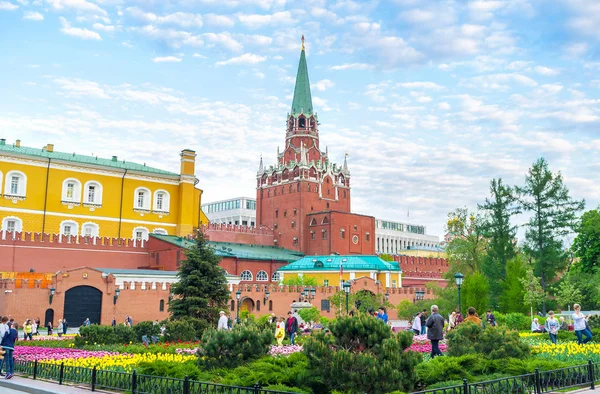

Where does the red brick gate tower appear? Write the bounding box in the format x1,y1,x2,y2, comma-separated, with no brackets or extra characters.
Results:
256,37,374,256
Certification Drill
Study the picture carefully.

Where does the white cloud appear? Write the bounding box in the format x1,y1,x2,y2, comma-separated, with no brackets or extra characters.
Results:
0,1,18,10
158,12,203,28
59,17,101,40
53,77,109,99
216,53,267,66
152,56,183,63
125,7,156,23
438,102,451,110
468,0,505,20
23,11,43,20
311,7,343,24
311,79,335,91
122,41,133,48
193,53,207,58
330,63,374,70
238,11,295,28
534,66,560,76
505,61,532,71
202,32,243,52
564,42,588,57
397,82,444,90
47,0,107,16
92,23,115,32
204,13,235,27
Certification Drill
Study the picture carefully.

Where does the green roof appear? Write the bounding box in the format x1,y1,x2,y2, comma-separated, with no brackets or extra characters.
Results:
278,255,401,272
0,141,179,176
149,234,304,262
290,46,314,117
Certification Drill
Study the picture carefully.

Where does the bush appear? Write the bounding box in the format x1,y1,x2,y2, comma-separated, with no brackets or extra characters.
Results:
504,313,531,330
416,354,479,385
179,317,210,338
137,360,214,381
133,321,161,342
588,315,600,330
304,314,421,394
198,324,273,369
446,322,530,359
164,320,196,342
75,325,117,347
114,325,136,344
298,307,320,323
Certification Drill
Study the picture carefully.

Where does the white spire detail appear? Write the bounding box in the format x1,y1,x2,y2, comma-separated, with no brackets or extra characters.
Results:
342,152,350,175
258,155,264,174
300,142,308,165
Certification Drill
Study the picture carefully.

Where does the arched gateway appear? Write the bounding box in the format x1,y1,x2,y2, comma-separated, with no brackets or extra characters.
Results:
64,286,102,326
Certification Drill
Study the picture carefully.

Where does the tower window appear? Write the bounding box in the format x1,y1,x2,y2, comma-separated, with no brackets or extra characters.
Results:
311,231,315,240
284,210,287,217
294,209,297,215
275,209,279,218
340,228,345,239
365,232,370,241
299,117,305,128
322,230,327,240
293,237,299,245
291,221,296,228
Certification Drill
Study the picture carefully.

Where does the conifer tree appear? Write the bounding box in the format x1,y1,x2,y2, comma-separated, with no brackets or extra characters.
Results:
517,158,584,314
168,230,230,326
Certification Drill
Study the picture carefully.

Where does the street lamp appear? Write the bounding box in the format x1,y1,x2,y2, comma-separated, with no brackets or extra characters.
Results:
310,287,316,300
454,272,464,315
113,288,120,305
235,290,242,323
385,292,390,301
49,287,56,305
264,288,270,305
343,281,351,314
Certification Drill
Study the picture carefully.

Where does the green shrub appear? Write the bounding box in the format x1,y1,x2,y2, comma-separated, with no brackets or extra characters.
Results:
298,307,320,323
137,360,214,381
447,322,530,359
178,317,209,338
164,320,196,342
504,313,531,330
304,314,421,394
114,325,136,344
493,312,506,327
74,325,117,347
198,324,273,369
416,354,478,385
256,314,274,331
319,317,331,327
133,321,161,342
588,315,600,330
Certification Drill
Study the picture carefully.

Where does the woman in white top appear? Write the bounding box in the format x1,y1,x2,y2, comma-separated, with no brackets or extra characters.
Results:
573,303,592,345
412,313,422,335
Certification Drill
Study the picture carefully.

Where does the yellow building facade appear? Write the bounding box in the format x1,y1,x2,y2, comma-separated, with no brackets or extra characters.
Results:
0,139,208,240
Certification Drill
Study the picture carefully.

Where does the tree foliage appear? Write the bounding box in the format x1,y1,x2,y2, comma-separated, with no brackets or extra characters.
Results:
519,268,545,314
169,230,230,327
478,178,519,307
517,158,585,313
281,276,320,286
498,255,528,313
572,209,600,274
554,279,582,310
396,299,421,320
298,307,321,323
461,272,490,315
445,208,487,275
446,322,530,360
303,314,420,393
328,289,393,316
379,253,395,262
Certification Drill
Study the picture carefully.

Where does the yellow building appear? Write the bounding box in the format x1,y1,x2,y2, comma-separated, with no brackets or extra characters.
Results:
0,138,208,240
277,255,403,288
399,247,447,258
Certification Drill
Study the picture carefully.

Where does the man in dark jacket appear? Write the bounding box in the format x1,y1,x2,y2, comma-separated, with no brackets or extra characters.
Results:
420,309,427,335
285,311,298,345
426,305,445,359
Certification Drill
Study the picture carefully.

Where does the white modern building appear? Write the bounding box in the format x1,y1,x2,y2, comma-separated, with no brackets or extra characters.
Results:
202,197,257,227
375,219,441,255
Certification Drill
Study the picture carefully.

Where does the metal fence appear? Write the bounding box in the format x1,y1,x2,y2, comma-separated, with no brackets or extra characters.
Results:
412,360,597,394
14,360,297,394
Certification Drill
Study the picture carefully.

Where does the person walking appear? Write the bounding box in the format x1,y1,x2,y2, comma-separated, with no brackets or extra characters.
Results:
486,310,496,327
63,319,68,335
1,322,18,379
420,310,427,335
275,317,285,346
0,316,9,376
411,312,422,335
111,317,117,327
377,307,389,324
448,311,457,331
217,311,228,330
425,305,445,359
573,304,592,345
23,319,33,341
46,321,52,336
285,311,298,345
83,318,91,327
57,319,63,338
35,318,40,335
545,310,560,345
559,316,569,330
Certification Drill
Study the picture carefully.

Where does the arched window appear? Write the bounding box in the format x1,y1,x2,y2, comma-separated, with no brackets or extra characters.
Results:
154,190,170,212
159,300,165,312
84,181,103,205
133,227,149,241
230,300,235,311
322,217,329,225
299,117,305,128
1,216,22,233
62,178,81,202
340,228,345,239
60,220,78,237
5,171,27,197
240,270,253,281
322,229,327,240
256,270,268,281
134,187,151,210
271,271,280,282
152,228,168,235
310,218,317,226
269,300,273,311
256,300,261,311
81,222,99,237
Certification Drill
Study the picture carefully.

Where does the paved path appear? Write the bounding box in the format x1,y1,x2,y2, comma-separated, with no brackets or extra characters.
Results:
0,376,98,394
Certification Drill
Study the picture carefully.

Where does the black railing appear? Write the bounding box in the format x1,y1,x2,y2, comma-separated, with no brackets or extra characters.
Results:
412,360,598,394
14,360,296,394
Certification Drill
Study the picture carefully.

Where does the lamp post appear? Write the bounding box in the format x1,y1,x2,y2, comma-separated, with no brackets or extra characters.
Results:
385,292,390,302
263,288,270,306
343,281,351,314
113,288,120,305
49,287,56,305
310,287,316,301
454,272,464,315
235,290,241,323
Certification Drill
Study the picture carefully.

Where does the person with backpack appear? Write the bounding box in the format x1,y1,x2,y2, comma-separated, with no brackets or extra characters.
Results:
1,322,18,379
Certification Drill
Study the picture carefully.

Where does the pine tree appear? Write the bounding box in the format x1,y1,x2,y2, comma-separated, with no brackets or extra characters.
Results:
499,254,528,313
572,209,600,273
168,230,230,326
478,178,519,307
517,158,584,314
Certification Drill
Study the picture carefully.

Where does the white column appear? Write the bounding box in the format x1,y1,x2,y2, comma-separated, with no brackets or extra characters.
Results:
385,272,390,287
349,272,356,280
398,272,403,288
370,272,376,280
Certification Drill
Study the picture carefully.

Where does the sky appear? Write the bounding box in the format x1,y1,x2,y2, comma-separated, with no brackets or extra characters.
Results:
0,0,599,241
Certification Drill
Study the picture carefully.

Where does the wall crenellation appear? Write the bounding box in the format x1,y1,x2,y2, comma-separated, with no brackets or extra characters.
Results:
0,231,147,249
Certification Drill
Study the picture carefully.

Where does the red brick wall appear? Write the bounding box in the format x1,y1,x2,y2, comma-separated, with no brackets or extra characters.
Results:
203,223,275,246
304,211,375,255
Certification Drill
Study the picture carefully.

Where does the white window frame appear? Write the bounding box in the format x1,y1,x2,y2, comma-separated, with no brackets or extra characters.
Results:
132,226,149,241
134,187,151,210
256,270,268,281
62,178,82,202
153,190,170,212
5,171,27,197
240,270,253,281
81,222,99,237
152,228,168,235
0,170,3,195
2,216,22,233
60,220,79,237
271,271,280,282
83,181,103,205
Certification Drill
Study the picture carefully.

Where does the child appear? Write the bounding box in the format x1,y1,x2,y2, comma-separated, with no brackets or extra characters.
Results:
275,317,285,347
1,322,18,379
545,310,560,345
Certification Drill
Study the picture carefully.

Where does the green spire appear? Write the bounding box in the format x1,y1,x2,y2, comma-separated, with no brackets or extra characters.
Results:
291,35,313,117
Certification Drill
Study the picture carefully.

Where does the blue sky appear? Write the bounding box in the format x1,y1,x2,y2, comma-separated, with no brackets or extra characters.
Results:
1,0,599,240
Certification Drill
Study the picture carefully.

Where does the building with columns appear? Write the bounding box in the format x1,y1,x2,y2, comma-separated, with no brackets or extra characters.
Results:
375,218,441,255
202,197,256,227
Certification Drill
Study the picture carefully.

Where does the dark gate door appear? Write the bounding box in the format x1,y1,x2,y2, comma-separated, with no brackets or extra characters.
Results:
64,286,102,326
44,308,54,327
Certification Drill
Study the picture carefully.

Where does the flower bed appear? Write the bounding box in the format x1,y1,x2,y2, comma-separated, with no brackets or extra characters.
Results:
268,345,303,357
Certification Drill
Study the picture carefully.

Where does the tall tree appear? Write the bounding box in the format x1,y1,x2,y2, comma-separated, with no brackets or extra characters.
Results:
461,272,490,316
517,158,585,314
499,254,528,313
169,230,230,325
555,279,582,310
445,207,487,275
572,209,600,273
478,179,519,307
519,268,545,320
